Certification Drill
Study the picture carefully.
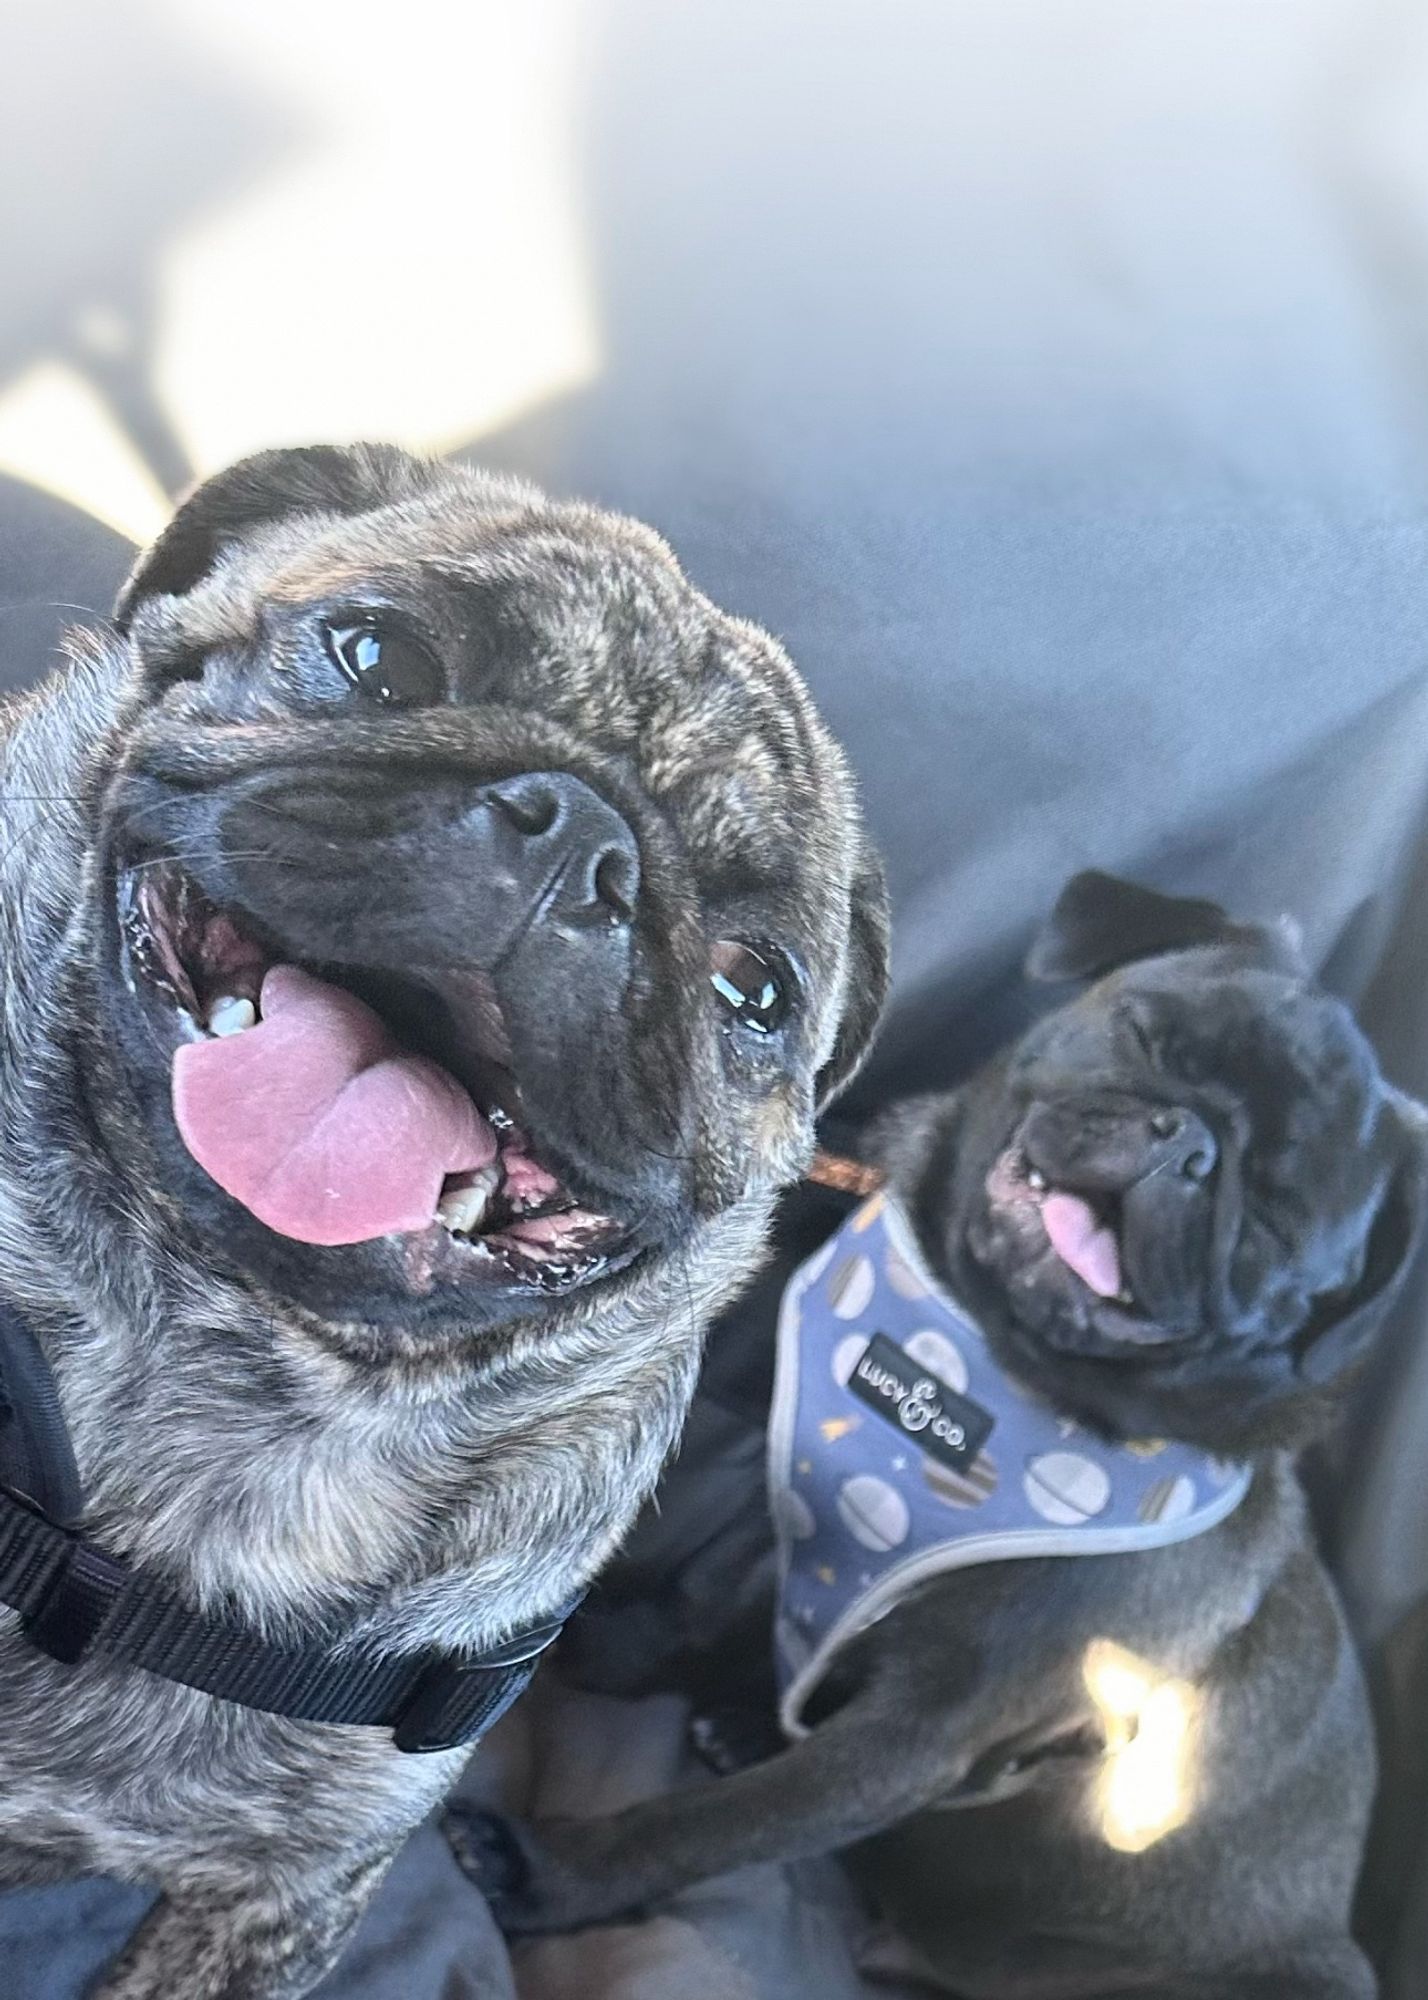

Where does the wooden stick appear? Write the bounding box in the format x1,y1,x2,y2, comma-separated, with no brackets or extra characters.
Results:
806,1149,886,1197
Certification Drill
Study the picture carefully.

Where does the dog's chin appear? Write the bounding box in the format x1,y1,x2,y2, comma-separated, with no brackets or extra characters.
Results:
963,1144,1194,1366
100,853,665,1329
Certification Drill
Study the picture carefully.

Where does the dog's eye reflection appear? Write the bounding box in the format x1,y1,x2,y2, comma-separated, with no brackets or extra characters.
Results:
710,940,792,1033
324,619,443,707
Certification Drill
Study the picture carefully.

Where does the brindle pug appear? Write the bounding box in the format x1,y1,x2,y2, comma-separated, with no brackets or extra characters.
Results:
0,443,888,2000
450,874,1426,2000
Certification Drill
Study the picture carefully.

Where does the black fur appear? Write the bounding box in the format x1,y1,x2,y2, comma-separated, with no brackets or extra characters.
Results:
453,874,1423,1999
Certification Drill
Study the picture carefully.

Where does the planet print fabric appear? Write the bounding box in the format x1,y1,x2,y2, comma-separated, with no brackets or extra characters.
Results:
769,1192,1252,1736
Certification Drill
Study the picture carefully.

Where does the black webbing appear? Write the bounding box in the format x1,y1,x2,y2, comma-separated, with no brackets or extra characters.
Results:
0,1299,83,1525
0,1297,574,1751
0,1478,572,1753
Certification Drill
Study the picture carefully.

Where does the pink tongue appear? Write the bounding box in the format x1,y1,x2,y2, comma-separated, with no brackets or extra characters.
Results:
1040,1190,1123,1298
172,966,496,1246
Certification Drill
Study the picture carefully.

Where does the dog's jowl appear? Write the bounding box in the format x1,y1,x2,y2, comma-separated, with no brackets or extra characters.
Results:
453,874,1423,2000
0,445,887,2000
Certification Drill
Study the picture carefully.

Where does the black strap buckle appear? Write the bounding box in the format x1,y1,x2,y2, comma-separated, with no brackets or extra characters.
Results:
391,1604,576,1754
23,1536,128,1666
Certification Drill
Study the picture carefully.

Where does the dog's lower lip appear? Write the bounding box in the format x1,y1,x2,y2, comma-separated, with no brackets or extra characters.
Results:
978,1143,1201,1352
986,1147,1133,1304
114,852,632,1287
1087,1302,1184,1348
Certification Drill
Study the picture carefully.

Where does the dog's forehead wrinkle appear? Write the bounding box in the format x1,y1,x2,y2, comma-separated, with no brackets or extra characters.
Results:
134,486,686,671
122,515,852,925
268,498,681,610
1095,970,1380,1135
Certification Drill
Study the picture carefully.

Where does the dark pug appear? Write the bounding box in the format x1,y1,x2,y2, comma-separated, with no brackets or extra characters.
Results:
452,874,1425,2000
0,444,887,2000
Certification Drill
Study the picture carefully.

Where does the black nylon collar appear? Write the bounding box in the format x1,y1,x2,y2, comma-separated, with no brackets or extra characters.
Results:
0,1299,82,1526
0,1297,575,1752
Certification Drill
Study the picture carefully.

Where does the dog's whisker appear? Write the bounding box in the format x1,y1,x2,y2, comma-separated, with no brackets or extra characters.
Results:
0,599,118,628
0,805,74,874
122,849,294,877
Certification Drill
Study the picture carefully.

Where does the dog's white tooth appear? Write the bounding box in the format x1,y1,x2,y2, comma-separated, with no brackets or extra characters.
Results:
437,1166,500,1236
208,995,257,1037
437,1188,486,1236
1026,1168,1047,1192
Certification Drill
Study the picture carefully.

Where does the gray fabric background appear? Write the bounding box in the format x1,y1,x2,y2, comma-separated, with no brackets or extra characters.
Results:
3,2,1427,1992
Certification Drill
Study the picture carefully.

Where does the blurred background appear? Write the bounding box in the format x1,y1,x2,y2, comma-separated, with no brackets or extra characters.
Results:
6,3,1428,1994
8,1,1427,531
9,0,1428,1080
0,0,599,536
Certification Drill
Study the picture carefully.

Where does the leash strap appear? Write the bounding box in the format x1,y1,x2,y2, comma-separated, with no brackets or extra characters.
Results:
806,1148,885,1198
0,1304,573,1753
0,1484,573,1751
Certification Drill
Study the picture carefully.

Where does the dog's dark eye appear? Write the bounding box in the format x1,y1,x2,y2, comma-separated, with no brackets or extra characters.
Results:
1118,1006,1157,1065
324,620,443,707
710,940,794,1034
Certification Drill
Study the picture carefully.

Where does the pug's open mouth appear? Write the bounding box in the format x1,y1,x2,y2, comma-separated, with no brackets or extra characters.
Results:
115,858,635,1295
976,1147,1182,1349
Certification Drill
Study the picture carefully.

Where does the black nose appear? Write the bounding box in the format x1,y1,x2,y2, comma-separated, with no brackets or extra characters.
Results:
205,763,647,981
484,772,641,928
1145,1105,1218,1183
1021,1094,1218,1192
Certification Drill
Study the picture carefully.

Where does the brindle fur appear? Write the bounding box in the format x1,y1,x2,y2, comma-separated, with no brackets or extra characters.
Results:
0,445,888,1998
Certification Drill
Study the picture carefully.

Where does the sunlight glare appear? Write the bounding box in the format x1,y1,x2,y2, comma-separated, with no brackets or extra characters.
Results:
1083,1637,1200,1854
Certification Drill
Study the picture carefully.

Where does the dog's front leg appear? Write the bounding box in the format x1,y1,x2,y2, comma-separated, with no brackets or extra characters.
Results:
87,1852,390,2000
445,1688,958,1935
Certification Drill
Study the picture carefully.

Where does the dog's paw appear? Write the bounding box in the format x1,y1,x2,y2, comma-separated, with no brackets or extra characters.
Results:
442,1805,613,1937
689,1703,784,1774
444,1805,530,1904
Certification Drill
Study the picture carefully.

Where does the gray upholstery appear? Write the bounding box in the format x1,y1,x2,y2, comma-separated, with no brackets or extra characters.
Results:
2,2,1426,1991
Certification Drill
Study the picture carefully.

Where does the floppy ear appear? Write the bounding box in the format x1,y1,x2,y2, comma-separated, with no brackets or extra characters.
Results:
1026,870,1301,983
816,842,891,1109
114,443,438,631
1297,1092,1428,1387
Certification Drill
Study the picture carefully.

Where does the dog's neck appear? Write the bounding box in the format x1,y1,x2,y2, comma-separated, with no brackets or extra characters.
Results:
0,1153,743,1656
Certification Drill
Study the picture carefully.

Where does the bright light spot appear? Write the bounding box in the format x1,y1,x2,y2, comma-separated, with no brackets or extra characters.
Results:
0,363,171,543
1083,1637,1200,1854
0,2,597,542
1082,1641,1153,1735
148,0,599,477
